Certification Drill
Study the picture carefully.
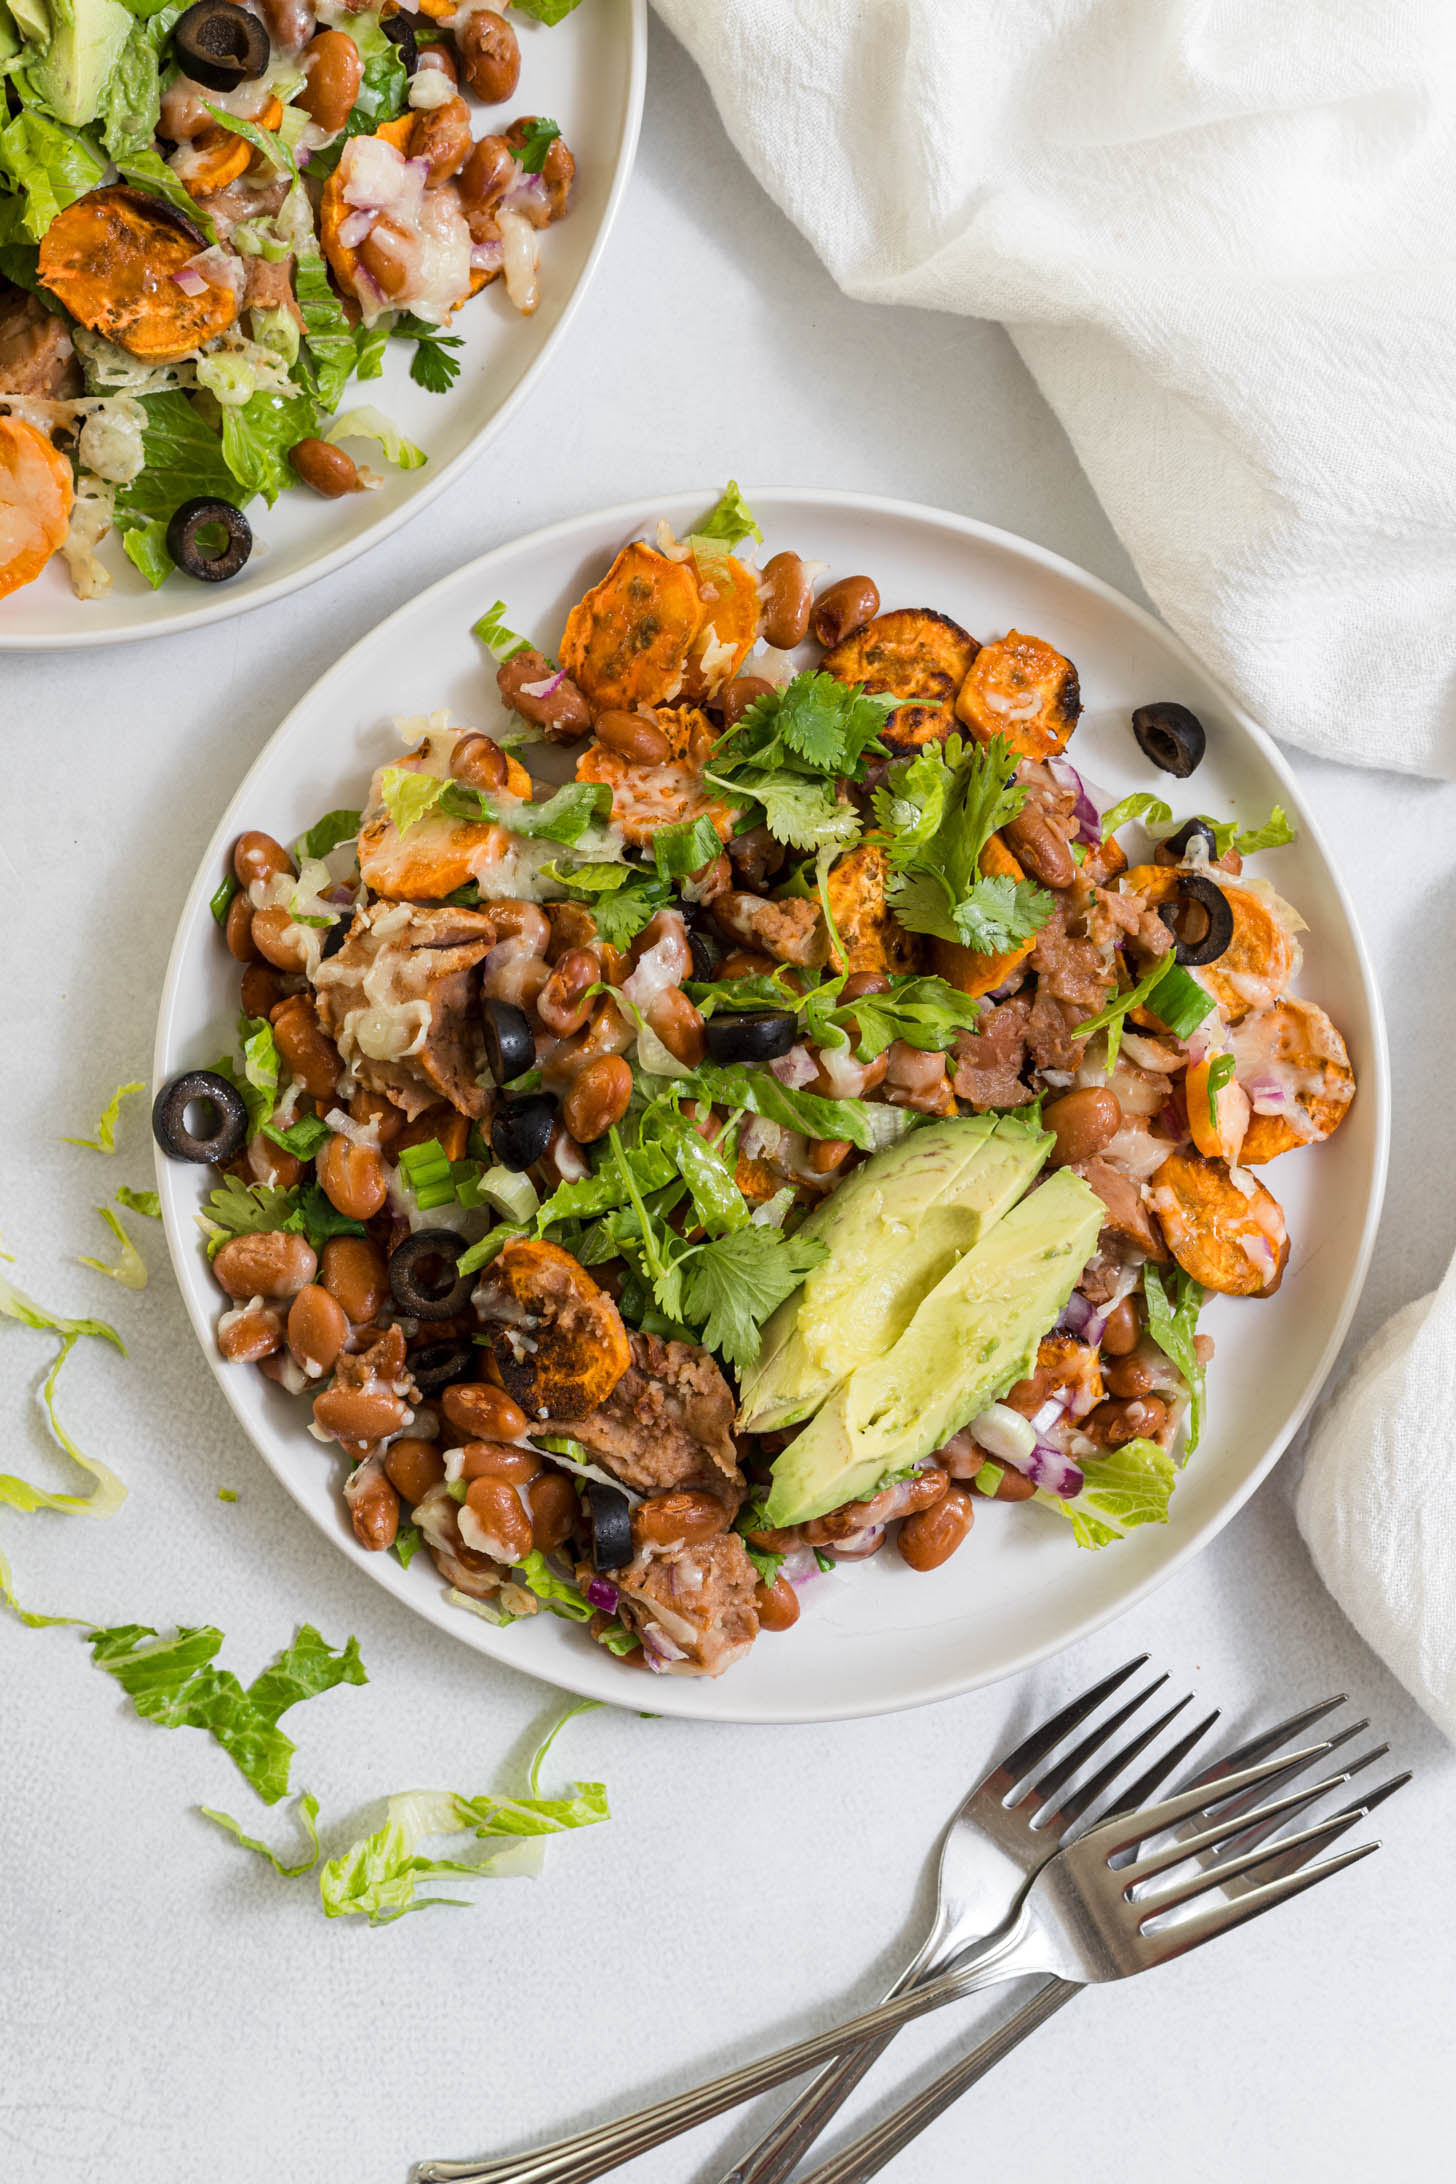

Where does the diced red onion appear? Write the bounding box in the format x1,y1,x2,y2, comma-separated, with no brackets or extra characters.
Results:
173,266,207,296
470,239,505,273
824,1523,886,1561
585,1576,619,1614
1245,1073,1287,1110
337,208,376,249
640,1623,687,1669
984,974,1023,1004
1028,1443,1086,1498
1057,1291,1100,1341
1030,1396,1067,1435
769,1044,817,1090
1045,756,1103,844
519,669,565,699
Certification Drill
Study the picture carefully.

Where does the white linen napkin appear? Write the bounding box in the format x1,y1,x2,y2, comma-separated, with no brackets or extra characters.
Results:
1296,1260,1456,1742
651,0,1456,779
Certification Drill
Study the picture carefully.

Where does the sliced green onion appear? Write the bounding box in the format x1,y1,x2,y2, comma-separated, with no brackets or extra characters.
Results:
974,1460,1006,1498
478,1167,540,1225
210,873,240,924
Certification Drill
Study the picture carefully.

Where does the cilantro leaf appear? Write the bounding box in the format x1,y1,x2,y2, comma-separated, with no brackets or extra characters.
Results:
391,312,465,394
723,671,893,776
671,1061,888,1150
705,766,859,851
284,1182,368,1251
514,117,562,174
199,1175,302,1258
802,973,983,1061
681,1227,828,1373
536,860,671,950
949,873,1054,954
874,732,1052,955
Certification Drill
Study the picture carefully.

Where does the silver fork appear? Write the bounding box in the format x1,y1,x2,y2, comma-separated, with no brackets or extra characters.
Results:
715,1671,1351,2184
415,1683,1383,2184
796,1762,1408,2184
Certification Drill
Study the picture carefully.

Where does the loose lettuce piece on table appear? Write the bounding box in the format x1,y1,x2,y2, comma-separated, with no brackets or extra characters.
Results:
87,1622,367,1804
0,1267,127,1522
77,1205,148,1289
60,1078,144,1153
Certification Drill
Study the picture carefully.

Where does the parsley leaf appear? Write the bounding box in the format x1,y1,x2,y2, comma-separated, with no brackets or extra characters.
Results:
514,117,561,174
874,732,1053,955
392,312,465,394
681,1227,828,1373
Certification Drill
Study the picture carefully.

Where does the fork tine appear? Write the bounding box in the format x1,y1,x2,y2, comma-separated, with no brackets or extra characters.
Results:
1052,1693,1195,1835
1136,1808,1371,1921
1194,1717,1371,1830
1217,1741,1386,1859
1180,1694,1348,1792
1247,1773,1409,1884
1122,1770,1354,1887
1103,1709,1222,1826
986,1655,1149,1789
1138,1839,1379,1964
1017,1675,1171,1815
1083,1739,1336,1857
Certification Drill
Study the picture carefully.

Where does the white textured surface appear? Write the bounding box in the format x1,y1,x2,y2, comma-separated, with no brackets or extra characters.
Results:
1,21,1451,2184
653,0,1456,779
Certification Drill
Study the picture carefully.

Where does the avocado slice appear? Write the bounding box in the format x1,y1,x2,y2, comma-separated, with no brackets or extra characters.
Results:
738,1114,1052,1434
22,0,134,128
762,1167,1104,1528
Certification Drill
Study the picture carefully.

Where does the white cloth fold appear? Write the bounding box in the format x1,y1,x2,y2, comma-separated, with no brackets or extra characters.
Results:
652,0,1456,778
1297,1261,1456,1743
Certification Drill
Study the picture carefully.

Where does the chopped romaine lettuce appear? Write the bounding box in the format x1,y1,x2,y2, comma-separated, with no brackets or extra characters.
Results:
471,598,535,663
1039,1437,1176,1548
688,479,762,549
114,1186,160,1219
0,108,105,241
202,1789,322,1876
0,1265,127,1523
324,406,427,471
1098,792,1173,835
1142,1262,1207,1451
77,1205,148,1290
293,807,361,862
60,1079,144,1154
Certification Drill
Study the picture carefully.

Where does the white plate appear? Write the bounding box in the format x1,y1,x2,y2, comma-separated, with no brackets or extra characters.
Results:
153,488,1389,1723
0,2,644,651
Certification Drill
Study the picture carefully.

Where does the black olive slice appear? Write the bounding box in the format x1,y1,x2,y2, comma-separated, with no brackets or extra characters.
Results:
407,1339,478,1394
587,1482,634,1571
703,1010,799,1065
173,1,270,93
1157,874,1235,967
491,1093,557,1171
167,497,252,582
319,914,350,961
381,12,419,71
388,1229,475,1321
688,926,721,983
481,997,535,1085
152,1068,248,1164
1155,817,1220,866
1131,701,1206,778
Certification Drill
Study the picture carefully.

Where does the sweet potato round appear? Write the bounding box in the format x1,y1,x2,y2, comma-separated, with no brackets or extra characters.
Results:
560,541,707,711
37,186,237,362
480,1238,631,1419
0,415,74,600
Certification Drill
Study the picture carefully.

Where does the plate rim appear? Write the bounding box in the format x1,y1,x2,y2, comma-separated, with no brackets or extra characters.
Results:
0,0,648,655
153,484,1391,1723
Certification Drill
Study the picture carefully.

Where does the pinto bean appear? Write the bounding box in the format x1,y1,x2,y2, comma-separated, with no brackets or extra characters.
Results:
225,890,259,962
218,1302,284,1363
350,1469,400,1551
246,1131,303,1191
359,221,413,301
233,831,293,890
314,1383,408,1447
418,43,459,87
595,709,670,764
459,131,515,228
270,993,341,1100
528,1470,579,1553
240,962,285,1018
410,94,473,184
760,553,813,649
321,1235,388,1324
884,1040,954,1115
627,909,693,982
318,1132,388,1220
250,907,311,972
450,730,508,792
726,823,786,889
1085,1395,1171,1448
213,1231,318,1301
1003,807,1076,891
289,437,358,498
284,1284,349,1376
897,1482,976,1570
457,1440,540,1484
299,31,363,136
754,1575,801,1631
537,948,600,1036
1100,1297,1141,1357
646,988,705,1068
812,575,879,647
458,8,520,102
349,1087,405,1151
1044,1086,1121,1168
537,133,575,221
385,1437,447,1505
497,648,591,741
485,899,553,955
441,1383,530,1442
464,1476,534,1563
562,1054,633,1143
633,1491,727,1549
719,675,775,730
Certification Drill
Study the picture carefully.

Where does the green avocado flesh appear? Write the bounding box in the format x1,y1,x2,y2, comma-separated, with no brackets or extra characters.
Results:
24,0,133,126
738,1114,1051,1434
762,1168,1104,1529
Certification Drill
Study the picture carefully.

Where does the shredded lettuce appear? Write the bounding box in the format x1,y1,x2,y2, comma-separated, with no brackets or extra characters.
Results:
324,406,427,472
653,813,724,883
1142,1262,1207,1452
293,808,361,862
1099,792,1172,835
202,1789,322,1876
378,764,449,834
0,1267,127,1523
688,478,762,550
60,1079,144,1153
88,1622,367,1804
0,107,104,240
77,1205,148,1290
471,598,535,663
1039,1437,1176,1548
510,0,587,20
221,387,321,505
513,1550,592,1621
1208,804,1297,858
114,1186,160,1219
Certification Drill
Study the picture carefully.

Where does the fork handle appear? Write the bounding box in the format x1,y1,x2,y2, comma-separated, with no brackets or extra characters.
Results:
413,1923,1036,2184
798,1979,1080,2184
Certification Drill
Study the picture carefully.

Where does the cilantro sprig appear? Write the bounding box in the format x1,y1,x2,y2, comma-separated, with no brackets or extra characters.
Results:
705,672,895,850
873,732,1053,956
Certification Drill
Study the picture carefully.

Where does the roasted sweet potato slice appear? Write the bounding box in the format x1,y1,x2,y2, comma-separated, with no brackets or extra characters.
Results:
928,833,1037,999
37,186,238,363
681,548,761,699
180,98,284,200
822,608,979,755
1232,997,1355,1162
322,116,485,312
576,704,736,847
0,414,74,601
357,739,522,900
1186,1049,1250,1165
825,841,920,977
477,1238,632,1419
955,630,1080,761
1148,1147,1288,1296
559,542,707,712
1120,867,1298,1026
